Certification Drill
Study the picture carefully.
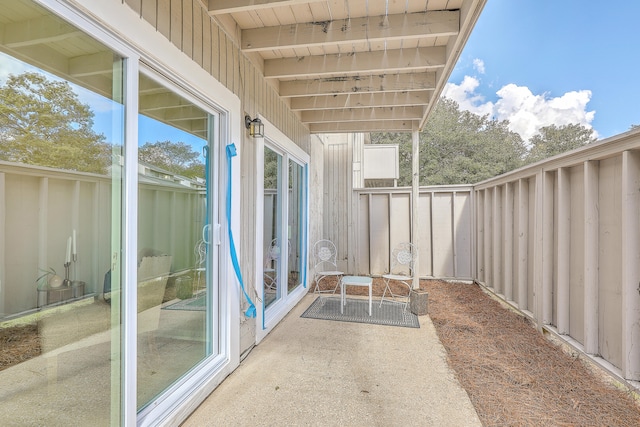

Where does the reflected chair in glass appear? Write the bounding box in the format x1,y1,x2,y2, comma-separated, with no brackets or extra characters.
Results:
312,239,343,294
263,238,281,292
380,242,417,311
194,239,206,292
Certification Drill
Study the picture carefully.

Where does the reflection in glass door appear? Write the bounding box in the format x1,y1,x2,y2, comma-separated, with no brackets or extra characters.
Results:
288,160,305,293
136,72,217,409
262,143,307,313
0,2,125,424
263,147,283,308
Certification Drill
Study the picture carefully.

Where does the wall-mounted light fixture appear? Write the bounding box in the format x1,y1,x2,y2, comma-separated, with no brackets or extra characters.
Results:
245,115,264,138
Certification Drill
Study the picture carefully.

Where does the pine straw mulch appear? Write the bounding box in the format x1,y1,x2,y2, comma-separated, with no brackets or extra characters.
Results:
0,324,41,371
315,277,640,427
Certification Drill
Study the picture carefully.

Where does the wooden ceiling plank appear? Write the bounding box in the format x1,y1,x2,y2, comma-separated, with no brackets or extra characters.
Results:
279,72,436,97
3,44,69,75
301,106,424,123
69,51,115,77
309,120,415,133
139,92,193,111
265,46,446,78
207,0,325,16
155,106,208,122
241,10,458,52
290,90,431,110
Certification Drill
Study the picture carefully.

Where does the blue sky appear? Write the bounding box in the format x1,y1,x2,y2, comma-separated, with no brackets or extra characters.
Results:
444,0,640,142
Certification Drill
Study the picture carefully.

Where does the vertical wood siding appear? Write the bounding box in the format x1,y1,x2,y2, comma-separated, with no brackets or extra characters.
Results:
324,143,351,272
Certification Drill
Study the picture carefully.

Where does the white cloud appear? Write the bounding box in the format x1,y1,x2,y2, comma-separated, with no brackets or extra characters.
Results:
442,76,494,117
443,77,597,142
473,58,486,74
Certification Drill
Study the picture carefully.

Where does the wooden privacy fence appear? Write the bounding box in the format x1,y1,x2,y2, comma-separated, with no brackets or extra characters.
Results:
353,185,474,280
474,128,640,383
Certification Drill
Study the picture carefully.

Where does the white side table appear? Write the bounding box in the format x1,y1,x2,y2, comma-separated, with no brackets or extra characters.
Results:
340,276,373,316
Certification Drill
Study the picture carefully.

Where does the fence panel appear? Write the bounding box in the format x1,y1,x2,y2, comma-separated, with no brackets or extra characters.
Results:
472,129,640,383
355,186,474,280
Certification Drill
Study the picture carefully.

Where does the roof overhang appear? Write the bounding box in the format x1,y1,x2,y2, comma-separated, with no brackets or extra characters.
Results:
210,0,487,133
0,0,486,138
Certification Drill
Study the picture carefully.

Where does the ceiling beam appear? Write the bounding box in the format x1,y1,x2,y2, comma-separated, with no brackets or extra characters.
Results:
309,120,415,133
279,72,436,97
3,15,81,48
150,106,208,122
207,0,325,15
140,92,195,111
139,78,169,95
242,10,458,52
69,52,115,77
301,106,424,123
265,46,446,79
290,91,431,111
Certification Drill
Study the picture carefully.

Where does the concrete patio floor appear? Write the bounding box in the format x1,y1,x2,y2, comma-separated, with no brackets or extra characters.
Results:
182,293,482,427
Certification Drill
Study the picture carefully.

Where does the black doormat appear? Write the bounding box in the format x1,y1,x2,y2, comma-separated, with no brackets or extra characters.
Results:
301,296,419,328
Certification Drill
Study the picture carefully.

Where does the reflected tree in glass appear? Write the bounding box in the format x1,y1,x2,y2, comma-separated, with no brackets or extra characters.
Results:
263,147,282,308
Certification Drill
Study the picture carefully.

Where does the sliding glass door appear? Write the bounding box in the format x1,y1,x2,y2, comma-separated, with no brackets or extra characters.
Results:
0,1,125,424
261,139,308,319
263,146,283,308
136,70,219,410
287,159,306,295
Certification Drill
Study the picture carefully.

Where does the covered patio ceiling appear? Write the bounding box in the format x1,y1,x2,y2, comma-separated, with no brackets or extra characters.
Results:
0,0,486,139
210,0,487,133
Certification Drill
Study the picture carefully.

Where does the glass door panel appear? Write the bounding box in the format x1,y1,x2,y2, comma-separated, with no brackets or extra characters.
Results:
287,160,305,293
0,2,124,424
263,147,282,308
136,72,214,409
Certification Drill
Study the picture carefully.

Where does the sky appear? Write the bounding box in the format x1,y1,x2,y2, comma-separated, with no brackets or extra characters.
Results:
443,0,640,142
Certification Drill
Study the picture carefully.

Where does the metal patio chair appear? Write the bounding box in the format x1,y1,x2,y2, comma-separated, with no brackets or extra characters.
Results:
312,239,343,294
380,242,417,311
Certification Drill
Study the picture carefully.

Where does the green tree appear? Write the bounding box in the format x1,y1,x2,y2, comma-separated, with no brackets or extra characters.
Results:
372,98,526,185
525,123,596,164
0,72,110,173
138,140,205,179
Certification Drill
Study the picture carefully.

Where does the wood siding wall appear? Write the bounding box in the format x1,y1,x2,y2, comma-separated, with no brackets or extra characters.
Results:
474,129,640,383
323,142,352,272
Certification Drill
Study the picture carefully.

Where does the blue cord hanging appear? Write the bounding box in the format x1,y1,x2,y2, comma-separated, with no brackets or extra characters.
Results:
225,143,256,318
